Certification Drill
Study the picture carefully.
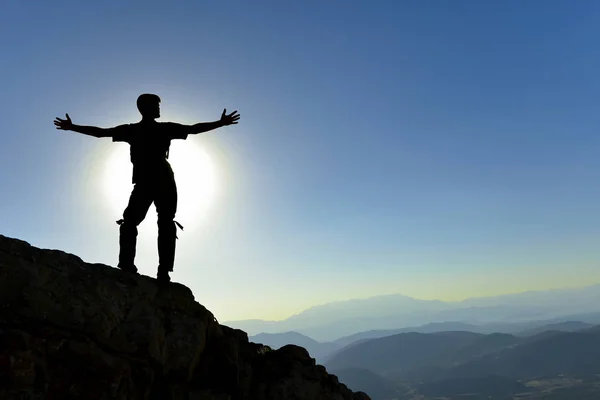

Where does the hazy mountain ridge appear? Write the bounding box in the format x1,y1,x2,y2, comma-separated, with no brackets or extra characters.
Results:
221,266,600,399
225,286,600,341
442,330,600,381
326,331,484,374
327,327,600,379
249,316,600,364
516,320,594,337
333,322,482,347
325,327,600,399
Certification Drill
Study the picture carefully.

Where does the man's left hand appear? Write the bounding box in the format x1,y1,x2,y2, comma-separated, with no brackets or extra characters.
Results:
220,109,241,126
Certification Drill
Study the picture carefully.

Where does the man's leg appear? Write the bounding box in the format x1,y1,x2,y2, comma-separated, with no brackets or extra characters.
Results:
117,183,153,272
154,168,179,282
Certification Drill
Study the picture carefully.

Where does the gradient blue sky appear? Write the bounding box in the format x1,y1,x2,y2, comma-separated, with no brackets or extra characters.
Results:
3,0,600,321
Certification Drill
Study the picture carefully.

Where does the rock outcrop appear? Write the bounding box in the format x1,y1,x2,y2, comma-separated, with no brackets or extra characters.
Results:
0,234,370,400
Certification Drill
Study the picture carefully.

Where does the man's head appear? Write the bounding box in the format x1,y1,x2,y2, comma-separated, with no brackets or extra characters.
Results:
137,93,161,119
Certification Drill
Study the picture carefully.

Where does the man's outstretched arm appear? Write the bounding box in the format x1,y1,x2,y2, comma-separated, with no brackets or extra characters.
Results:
184,109,241,135
53,114,112,138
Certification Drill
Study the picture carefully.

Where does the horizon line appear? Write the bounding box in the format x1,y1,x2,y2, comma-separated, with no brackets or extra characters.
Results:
223,281,600,323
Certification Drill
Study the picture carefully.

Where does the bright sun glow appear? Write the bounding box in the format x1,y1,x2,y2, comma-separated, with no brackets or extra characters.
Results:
102,140,217,233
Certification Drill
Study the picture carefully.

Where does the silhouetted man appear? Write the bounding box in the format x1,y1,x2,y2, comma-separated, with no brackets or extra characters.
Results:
54,94,240,282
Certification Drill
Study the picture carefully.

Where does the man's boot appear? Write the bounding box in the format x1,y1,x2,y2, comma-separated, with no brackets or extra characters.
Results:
117,219,138,273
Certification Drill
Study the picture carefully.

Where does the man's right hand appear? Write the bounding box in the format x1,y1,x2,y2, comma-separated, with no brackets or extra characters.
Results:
54,114,73,130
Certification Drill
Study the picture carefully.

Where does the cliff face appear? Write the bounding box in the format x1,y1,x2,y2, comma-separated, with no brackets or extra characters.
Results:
0,235,370,400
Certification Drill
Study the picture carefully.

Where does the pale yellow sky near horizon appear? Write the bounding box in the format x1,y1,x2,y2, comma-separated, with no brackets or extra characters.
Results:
217,272,600,322
6,227,600,323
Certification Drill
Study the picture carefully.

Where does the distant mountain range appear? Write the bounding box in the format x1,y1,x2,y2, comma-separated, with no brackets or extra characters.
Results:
326,330,484,374
438,330,600,381
241,284,600,398
247,317,600,399
225,284,600,341
324,327,600,400
248,313,600,363
333,314,600,345
515,320,594,337
332,321,483,348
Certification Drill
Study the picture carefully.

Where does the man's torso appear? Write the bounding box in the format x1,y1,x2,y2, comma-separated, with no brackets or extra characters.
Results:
112,121,188,183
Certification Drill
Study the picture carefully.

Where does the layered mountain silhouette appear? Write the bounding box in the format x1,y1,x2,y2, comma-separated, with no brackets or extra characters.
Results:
325,329,600,378
515,321,594,336
332,322,484,348
323,328,600,399
252,317,600,364
225,286,600,341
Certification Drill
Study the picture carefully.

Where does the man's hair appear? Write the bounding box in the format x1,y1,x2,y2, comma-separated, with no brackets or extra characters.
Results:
137,93,161,114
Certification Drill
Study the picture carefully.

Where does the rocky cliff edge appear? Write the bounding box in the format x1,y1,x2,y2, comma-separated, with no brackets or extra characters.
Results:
0,234,370,400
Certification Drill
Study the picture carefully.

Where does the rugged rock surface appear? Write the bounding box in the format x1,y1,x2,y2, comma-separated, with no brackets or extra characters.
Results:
0,234,370,400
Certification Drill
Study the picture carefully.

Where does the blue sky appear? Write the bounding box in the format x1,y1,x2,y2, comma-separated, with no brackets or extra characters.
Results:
2,0,600,321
